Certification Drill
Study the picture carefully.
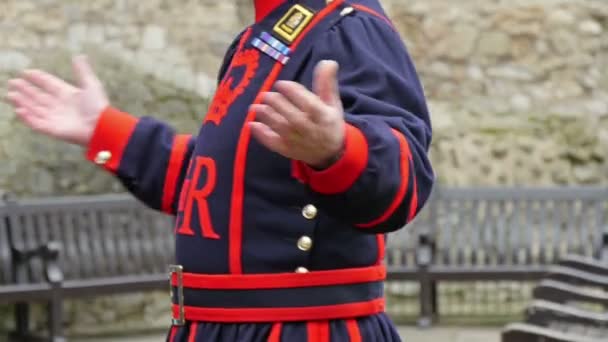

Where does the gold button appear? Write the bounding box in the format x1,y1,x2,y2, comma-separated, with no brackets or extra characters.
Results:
297,236,313,251
340,7,355,16
295,267,309,274
302,204,318,220
94,150,112,165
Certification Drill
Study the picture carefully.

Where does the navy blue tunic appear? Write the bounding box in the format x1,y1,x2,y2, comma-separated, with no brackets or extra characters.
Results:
85,0,434,340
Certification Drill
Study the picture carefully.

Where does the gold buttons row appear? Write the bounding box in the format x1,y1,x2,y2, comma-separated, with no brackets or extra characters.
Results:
295,204,317,273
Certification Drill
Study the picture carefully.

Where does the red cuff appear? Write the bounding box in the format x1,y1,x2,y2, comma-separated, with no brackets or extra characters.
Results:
85,106,139,173
293,124,368,195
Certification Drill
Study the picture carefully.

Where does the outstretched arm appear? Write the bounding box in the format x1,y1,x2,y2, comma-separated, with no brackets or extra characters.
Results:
6,56,194,214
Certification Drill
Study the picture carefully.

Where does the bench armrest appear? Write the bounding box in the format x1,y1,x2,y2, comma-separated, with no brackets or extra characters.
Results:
525,300,608,327
533,279,608,306
545,266,608,289
558,255,608,277
501,323,604,342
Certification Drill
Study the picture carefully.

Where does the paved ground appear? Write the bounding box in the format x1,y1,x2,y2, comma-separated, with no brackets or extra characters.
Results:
73,326,501,342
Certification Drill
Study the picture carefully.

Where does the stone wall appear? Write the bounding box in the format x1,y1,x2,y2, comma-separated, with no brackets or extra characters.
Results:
387,0,608,186
1,0,607,195
0,0,606,335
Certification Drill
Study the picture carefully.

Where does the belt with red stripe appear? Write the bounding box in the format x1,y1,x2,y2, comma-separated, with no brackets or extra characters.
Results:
169,265,386,324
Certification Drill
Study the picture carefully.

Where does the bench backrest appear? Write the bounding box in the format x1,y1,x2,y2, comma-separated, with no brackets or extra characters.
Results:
388,187,608,269
4,187,607,282
4,194,174,283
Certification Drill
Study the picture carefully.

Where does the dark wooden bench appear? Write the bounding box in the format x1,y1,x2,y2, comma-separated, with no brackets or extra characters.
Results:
385,187,608,326
2,186,607,337
0,194,174,341
501,255,608,342
0,198,11,289
0,193,64,342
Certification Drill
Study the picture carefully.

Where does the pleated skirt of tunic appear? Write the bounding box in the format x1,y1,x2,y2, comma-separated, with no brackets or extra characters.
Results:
166,313,402,342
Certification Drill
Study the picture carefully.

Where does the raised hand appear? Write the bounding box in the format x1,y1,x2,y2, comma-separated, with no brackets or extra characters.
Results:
5,55,109,146
250,60,346,169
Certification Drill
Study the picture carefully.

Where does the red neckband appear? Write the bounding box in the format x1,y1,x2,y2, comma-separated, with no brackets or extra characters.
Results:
255,0,286,22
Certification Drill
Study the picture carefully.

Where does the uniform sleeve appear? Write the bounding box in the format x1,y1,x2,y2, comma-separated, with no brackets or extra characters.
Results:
292,12,435,233
85,107,195,215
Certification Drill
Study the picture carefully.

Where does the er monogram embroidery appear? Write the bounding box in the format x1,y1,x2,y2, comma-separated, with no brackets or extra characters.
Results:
204,47,260,126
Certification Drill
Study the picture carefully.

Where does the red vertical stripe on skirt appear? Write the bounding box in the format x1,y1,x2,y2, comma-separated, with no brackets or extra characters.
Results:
307,321,330,342
169,326,178,342
268,323,283,342
187,323,199,342
345,319,362,342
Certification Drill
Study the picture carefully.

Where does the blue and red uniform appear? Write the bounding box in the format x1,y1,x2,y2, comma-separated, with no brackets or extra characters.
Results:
85,0,434,340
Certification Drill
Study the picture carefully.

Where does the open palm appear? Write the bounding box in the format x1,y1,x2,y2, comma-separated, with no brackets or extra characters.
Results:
6,56,109,146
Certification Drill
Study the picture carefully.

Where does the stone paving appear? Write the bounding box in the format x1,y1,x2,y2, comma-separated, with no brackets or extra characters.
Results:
72,326,501,342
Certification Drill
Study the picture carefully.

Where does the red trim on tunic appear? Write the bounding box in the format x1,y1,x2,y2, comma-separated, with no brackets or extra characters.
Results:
356,129,413,228
376,234,385,265
229,0,346,274
407,164,419,222
350,4,395,30
171,265,385,289
162,134,191,214
173,298,384,323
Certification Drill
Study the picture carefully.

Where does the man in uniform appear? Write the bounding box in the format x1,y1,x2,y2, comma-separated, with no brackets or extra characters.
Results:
6,0,434,340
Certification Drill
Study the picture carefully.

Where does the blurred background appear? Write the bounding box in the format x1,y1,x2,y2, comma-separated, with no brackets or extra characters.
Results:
0,0,606,341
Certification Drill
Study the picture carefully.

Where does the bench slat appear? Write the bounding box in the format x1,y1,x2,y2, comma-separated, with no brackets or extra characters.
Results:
25,213,44,283
126,207,145,274
99,209,119,276
86,208,107,277
62,210,82,279
49,210,70,278
0,206,12,285
538,200,550,264
469,199,481,266
77,209,97,278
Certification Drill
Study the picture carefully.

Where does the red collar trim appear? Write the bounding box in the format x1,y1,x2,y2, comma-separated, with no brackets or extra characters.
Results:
255,0,286,22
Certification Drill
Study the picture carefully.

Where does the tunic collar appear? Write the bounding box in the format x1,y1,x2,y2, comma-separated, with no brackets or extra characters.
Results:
255,0,286,22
